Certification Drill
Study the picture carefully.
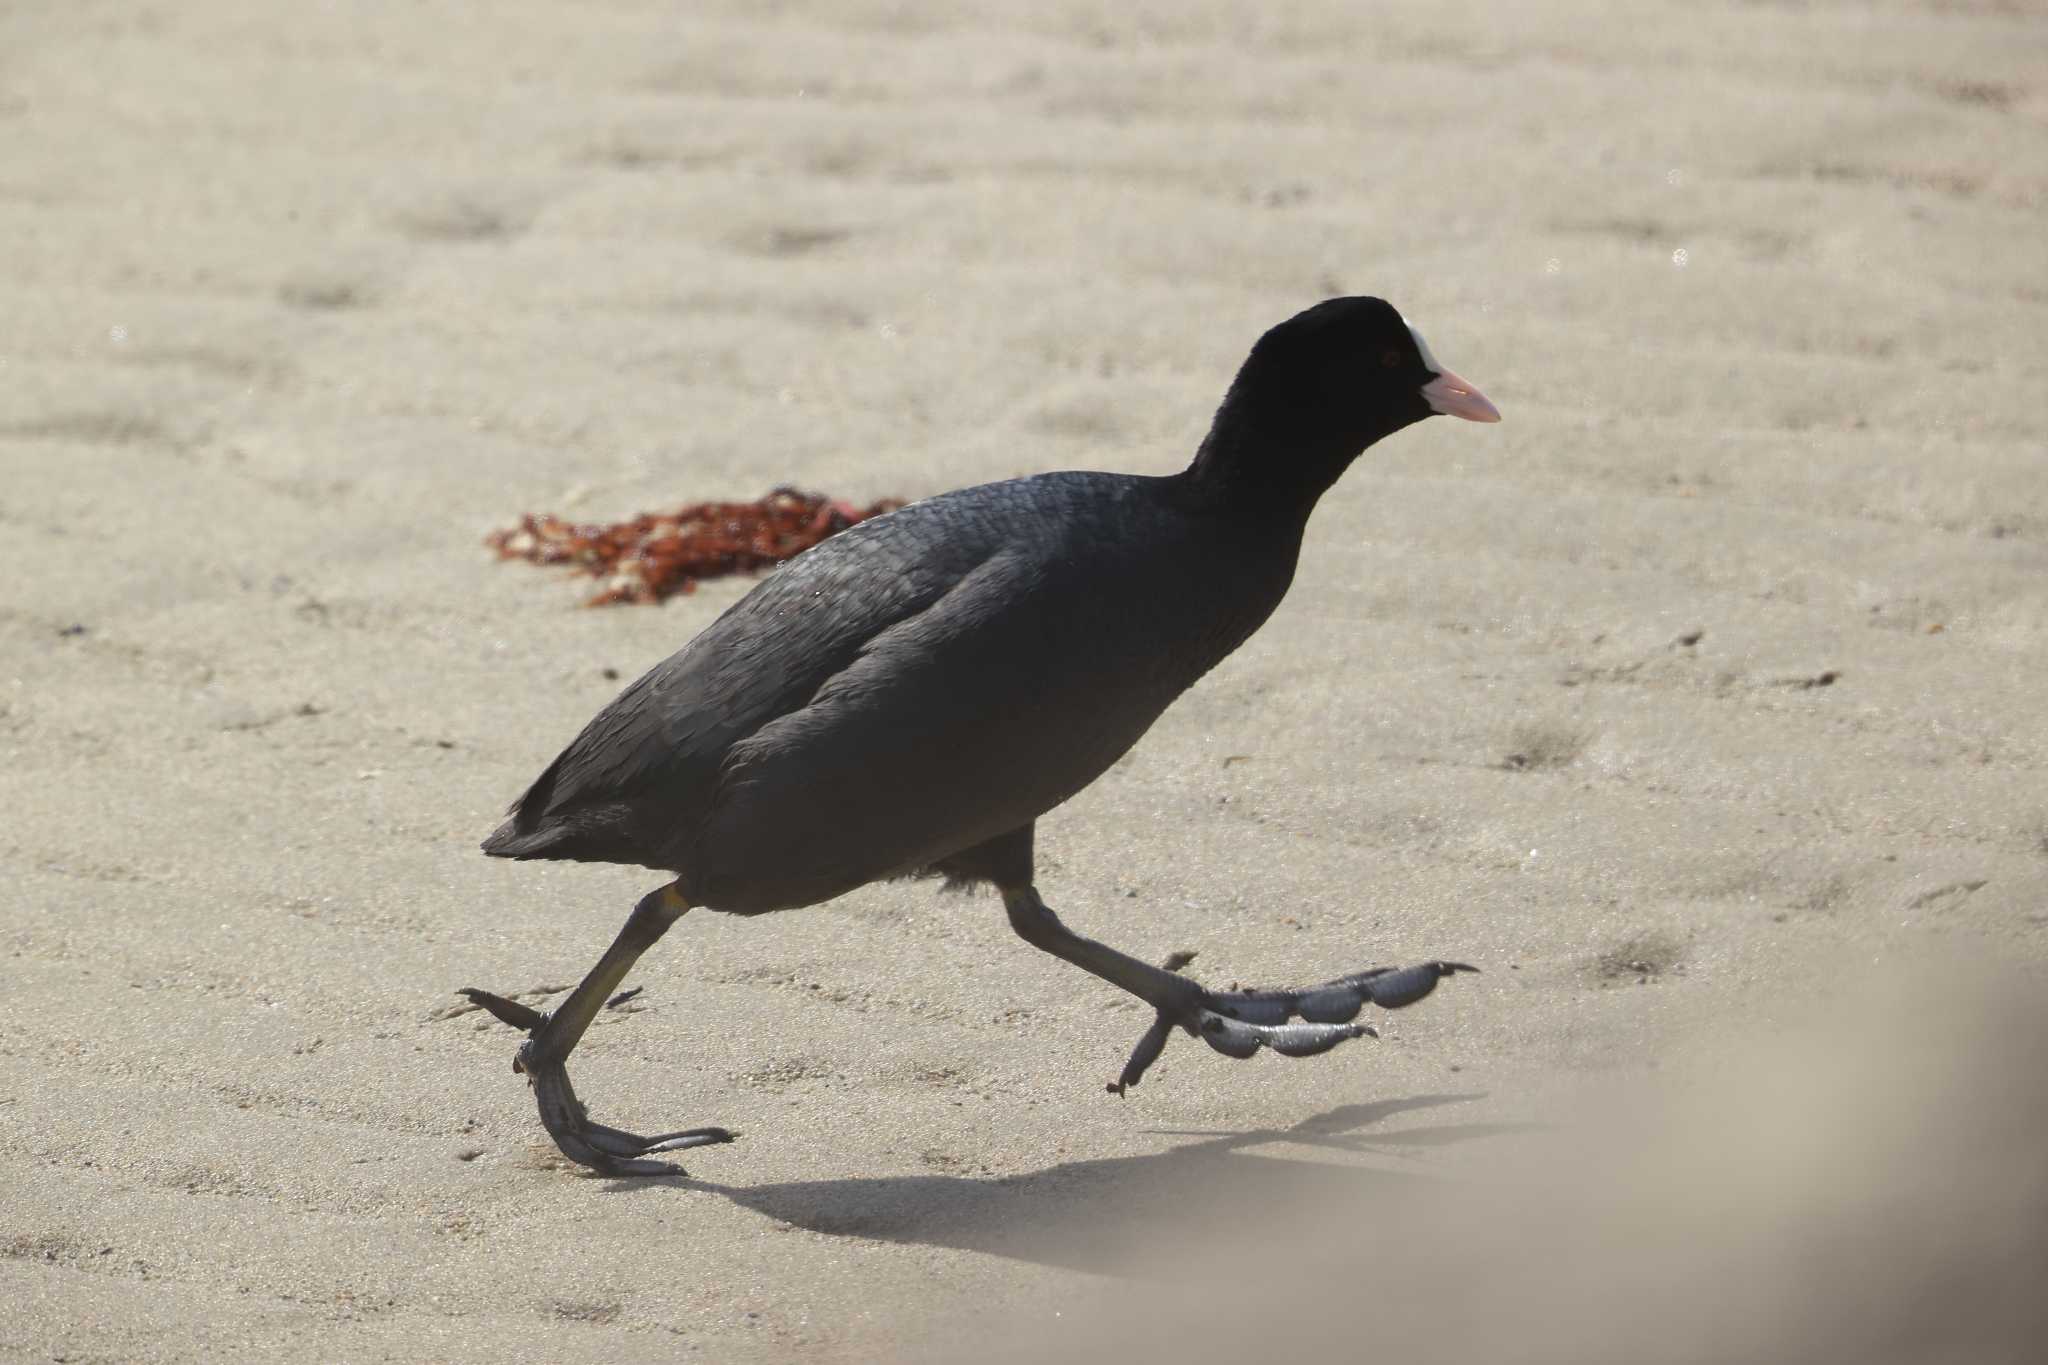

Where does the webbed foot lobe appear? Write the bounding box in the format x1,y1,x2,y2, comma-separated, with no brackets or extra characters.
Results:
1109,961,1477,1095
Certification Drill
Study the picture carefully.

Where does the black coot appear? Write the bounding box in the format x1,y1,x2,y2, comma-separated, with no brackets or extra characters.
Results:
464,296,1502,1175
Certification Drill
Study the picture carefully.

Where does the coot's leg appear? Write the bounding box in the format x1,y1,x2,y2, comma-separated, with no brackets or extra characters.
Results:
999,885,1474,1095
460,882,734,1176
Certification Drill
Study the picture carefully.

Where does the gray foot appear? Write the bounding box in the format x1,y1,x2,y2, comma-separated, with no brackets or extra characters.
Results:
460,987,736,1177
1110,961,1478,1095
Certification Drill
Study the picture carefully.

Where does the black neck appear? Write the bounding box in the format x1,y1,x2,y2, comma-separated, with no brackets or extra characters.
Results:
1175,388,1419,521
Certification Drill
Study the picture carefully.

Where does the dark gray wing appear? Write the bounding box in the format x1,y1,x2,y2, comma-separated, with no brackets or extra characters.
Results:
683,482,1296,910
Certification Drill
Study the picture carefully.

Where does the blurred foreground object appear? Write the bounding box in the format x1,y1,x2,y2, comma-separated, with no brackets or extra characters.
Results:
487,487,904,605
967,957,2048,1365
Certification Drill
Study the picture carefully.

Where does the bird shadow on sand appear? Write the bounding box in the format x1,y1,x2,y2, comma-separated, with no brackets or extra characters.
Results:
611,1093,1530,1275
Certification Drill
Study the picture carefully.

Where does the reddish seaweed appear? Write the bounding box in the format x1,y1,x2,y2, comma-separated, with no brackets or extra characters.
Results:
487,487,903,606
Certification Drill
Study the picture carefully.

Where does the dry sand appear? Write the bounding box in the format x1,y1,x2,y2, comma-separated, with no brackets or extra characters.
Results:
3,1,2045,1360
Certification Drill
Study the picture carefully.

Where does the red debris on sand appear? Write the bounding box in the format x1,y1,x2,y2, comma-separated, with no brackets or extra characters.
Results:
487,487,904,606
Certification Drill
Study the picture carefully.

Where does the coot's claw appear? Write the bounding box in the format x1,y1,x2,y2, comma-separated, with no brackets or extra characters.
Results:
1107,961,1476,1095
520,1039,735,1176
460,985,735,1177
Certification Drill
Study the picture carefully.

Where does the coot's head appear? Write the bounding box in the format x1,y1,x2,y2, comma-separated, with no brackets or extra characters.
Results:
1260,295,1500,425
1190,296,1499,507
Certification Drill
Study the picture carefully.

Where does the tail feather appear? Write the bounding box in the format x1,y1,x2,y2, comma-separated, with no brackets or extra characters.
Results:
480,756,564,857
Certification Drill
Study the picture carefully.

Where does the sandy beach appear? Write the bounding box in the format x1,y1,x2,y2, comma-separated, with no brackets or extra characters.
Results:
4,1,2045,1359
